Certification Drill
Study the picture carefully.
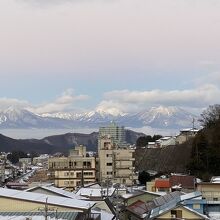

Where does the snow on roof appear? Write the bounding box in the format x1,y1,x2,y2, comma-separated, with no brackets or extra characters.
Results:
180,191,202,201
180,128,199,132
26,185,83,200
0,188,95,211
121,191,145,200
0,212,78,220
76,187,115,198
92,208,114,220
183,206,210,219
211,177,220,183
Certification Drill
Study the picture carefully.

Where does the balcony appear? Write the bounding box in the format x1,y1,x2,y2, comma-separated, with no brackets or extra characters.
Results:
114,157,135,161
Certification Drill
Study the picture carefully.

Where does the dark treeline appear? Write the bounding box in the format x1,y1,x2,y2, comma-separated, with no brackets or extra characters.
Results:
188,104,220,180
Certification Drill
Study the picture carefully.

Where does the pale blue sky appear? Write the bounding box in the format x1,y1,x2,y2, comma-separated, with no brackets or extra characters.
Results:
0,0,220,114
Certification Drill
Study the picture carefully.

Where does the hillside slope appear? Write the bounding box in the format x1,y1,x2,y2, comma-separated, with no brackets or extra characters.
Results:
0,130,144,154
135,142,193,173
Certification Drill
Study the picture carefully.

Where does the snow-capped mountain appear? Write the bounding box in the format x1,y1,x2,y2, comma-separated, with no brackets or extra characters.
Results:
0,106,199,129
119,106,197,128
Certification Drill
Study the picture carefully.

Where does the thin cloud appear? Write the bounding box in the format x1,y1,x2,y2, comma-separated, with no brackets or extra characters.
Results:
30,89,89,114
0,98,30,110
101,84,220,111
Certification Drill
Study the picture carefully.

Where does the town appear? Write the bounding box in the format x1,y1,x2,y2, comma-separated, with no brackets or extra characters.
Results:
0,121,219,220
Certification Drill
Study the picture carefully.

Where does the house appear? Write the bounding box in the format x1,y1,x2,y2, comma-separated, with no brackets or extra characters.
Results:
26,184,83,199
124,191,209,220
170,174,196,192
154,179,171,192
147,174,196,193
0,188,95,218
155,137,176,148
176,128,199,145
120,190,161,206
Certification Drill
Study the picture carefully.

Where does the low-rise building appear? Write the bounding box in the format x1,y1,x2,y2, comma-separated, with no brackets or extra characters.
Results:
146,174,196,193
48,145,96,190
176,128,199,145
0,188,95,219
124,191,209,220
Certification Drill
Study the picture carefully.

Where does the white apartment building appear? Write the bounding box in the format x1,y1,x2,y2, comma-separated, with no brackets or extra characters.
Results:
98,136,137,186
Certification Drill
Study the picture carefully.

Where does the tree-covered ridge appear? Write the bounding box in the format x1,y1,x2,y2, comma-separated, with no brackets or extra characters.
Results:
188,105,220,180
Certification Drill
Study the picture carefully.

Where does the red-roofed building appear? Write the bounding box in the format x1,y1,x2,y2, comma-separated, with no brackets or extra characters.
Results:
155,179,171,192
170,175,195,192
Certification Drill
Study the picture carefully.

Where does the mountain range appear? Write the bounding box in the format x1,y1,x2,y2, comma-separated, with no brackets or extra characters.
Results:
0,106,199,129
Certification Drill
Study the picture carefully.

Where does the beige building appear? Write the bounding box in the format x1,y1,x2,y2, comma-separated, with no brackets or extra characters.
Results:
48,145,96,190
98,136,137,186
0,187,95,219
176,128,198,145
197,182,220,204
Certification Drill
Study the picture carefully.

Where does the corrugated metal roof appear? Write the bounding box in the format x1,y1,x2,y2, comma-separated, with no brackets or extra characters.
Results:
0,188,95,210
0,212,78,220
26,185,83,200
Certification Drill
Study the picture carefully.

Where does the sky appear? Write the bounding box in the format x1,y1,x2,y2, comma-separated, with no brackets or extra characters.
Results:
0,0,220,115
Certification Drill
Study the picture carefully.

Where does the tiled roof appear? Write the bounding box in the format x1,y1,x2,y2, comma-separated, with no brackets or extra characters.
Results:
170,175,195,189
126,200,154,216
155,179,170,188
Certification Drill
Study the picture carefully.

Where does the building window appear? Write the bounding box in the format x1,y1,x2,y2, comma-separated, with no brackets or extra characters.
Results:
171,210,182,219
83,161,91,168
107,172,112,175
64,181,69,185
76,172,82,178
84,172,93,176
64,172,69,176
213,198,218,201
107,163,112,166
69,161,73,167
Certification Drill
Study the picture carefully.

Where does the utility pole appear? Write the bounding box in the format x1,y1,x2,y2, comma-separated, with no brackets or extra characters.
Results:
106,176,109,198
38,197,56,220
45,197,48,220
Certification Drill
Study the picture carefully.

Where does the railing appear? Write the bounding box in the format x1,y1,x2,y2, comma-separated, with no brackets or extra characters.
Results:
114,157,135,161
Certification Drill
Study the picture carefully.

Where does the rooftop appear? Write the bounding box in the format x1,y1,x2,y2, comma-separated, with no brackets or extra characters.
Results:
26,184,83,199
0,188,95,211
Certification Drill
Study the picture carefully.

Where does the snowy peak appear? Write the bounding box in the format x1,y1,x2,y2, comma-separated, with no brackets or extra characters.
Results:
0,106,199,129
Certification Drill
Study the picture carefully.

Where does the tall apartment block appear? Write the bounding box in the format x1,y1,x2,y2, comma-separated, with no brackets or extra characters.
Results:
48,145,96,191
99,122,126,147
98,131,137,186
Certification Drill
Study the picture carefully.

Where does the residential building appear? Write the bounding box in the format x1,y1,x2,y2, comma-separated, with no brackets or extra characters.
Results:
33,154,49,167
155,136,176,148
98,136,137,186
176,128,199,145
146,174,196,193
197,181,220,213
0,188,95,219
48,145,96,191
99,122,126,147
124,191,209,220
